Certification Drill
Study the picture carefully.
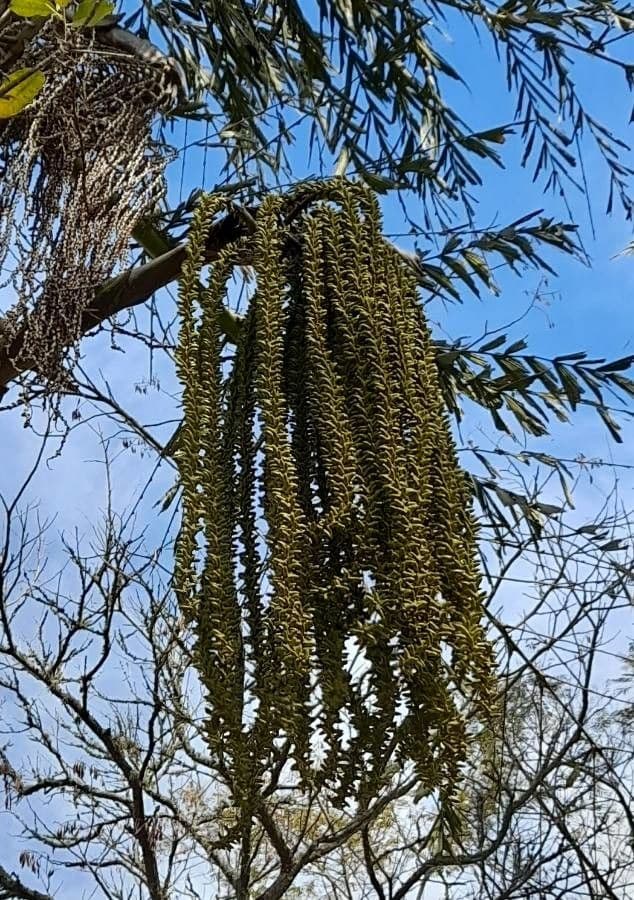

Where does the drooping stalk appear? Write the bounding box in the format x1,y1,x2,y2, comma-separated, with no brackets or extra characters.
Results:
175,180,498,825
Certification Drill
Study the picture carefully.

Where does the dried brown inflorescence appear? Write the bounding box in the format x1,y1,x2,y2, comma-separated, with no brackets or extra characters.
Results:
0,15,172,393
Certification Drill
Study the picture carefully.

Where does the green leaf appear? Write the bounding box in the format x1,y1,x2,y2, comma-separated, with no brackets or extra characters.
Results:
597,407,623,443
599,539,626,552
474,126,512,145
400,157,434,175
559,472,575,510
358,170,398,193
436,350,461,368
611,373,634,394
534,501,564,517
553,352,587,362
463,250,495,290
479,335,507,352
444,256,480,296
505,338,528,354
554,363,582,410
72,0,114,26
595,355,634,373
0,68,45,119
154,481,180,512
9,0,54,17
576,523,603,535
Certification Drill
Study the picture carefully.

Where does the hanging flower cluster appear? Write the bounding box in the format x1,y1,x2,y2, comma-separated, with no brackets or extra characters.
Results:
174,181,497,820
0,15,172,391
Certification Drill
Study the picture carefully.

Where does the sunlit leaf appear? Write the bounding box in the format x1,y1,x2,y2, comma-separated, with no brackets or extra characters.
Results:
0,68,45,119
9,0,54,16
72,0,114,26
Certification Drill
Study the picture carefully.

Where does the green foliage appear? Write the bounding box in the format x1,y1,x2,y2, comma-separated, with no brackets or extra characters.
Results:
413,213,580,301
8,0,112,20
9,0,67,17
435,338,634,441
70,0,114,27
142,0,634,220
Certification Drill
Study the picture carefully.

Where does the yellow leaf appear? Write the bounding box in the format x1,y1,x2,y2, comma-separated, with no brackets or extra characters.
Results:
0,69,45,119
9,0,55,16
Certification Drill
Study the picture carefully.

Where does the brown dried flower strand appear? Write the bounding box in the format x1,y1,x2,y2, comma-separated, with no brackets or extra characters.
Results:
0,19,171,396
174,180,498,821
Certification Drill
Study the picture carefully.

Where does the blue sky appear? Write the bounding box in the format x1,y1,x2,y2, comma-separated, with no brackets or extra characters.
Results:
0,8,633,894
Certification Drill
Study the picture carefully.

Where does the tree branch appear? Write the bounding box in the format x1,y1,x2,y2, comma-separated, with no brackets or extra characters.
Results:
0,865,52,900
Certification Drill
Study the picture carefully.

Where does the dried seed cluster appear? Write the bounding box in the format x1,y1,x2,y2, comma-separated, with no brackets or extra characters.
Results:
0,17,170,391
175,182,497,821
